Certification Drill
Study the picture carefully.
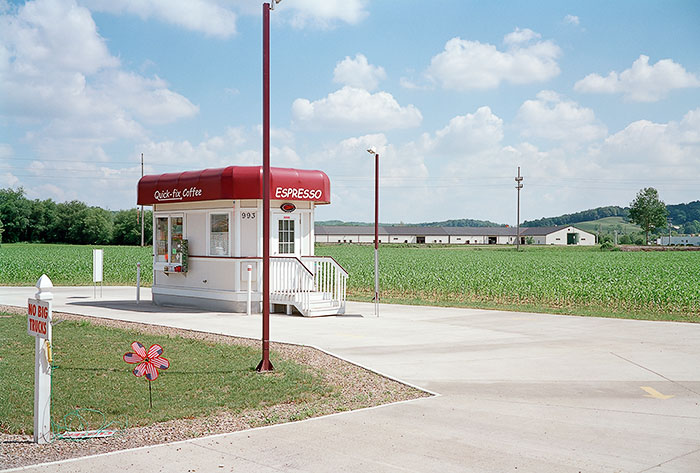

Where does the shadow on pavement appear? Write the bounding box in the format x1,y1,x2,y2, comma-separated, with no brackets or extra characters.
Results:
67,300,212,314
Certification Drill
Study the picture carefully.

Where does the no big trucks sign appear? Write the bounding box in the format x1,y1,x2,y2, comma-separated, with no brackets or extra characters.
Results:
27,298,51,339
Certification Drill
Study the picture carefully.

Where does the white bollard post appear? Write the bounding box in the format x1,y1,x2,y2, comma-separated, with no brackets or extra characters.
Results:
29,275,53,444
136,262,141,304
247,264,252,315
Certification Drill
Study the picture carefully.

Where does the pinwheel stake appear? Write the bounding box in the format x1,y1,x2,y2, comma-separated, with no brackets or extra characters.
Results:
123,342,169,409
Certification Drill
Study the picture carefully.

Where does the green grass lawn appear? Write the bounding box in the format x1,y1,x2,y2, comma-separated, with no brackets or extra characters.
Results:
0,310,330,435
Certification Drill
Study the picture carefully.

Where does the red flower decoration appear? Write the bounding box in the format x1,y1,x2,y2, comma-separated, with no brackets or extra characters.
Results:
123,342,170,381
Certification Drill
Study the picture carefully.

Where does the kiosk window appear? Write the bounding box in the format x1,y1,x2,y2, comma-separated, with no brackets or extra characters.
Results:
155,215,184,264
156,217,168,263
278,219,295,254
209,213,230,256
170,217,183,264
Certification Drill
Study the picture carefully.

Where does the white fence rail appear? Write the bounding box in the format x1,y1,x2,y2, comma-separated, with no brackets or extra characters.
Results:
270,256,348,316
301,256,348,314
270,257,314,315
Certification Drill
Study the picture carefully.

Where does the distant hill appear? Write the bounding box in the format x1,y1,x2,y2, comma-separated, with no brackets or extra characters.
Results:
523,206,629,228
418,218,504,228
317,218,503,227
667,201,700,224
316,220,374,226
320,201,700,233
574,217,641,234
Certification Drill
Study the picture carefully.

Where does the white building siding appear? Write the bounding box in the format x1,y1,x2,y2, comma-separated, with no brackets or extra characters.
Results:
543,227,596,246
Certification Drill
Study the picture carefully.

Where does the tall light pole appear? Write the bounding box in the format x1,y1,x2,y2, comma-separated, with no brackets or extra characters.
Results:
515,166,523,250
367,148,379,317
257,0,281,373
140,152,145,247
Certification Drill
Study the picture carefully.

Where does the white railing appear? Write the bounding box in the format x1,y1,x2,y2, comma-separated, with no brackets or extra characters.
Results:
270,257,315,316
301,256,348,314
269,256,348,316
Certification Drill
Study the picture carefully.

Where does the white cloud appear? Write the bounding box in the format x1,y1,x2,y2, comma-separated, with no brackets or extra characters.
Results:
0,0,198,145
564,14,580,25
81,0,238,38
574,55,700,102
291,86,422,131
426,30,561,90
601,109,700,166
284,0,369,29
0,143,13,158
333,54,386,91
503,27,541,46
140,126,301,173
399,77,424,90
0,172,19,188
516,90,607,143
431,106,504,154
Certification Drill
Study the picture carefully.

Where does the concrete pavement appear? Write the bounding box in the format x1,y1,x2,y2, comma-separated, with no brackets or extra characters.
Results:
1,286,699,472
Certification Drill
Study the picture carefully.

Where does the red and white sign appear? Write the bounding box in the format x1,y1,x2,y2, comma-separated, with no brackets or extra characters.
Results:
27,298,51,339
137,166,331,205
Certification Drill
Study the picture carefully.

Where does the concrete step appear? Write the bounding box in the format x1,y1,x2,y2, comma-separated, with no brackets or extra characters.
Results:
306,307,343,317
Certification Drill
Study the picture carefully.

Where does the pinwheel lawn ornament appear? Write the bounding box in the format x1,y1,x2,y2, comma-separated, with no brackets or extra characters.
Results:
123,342,169,408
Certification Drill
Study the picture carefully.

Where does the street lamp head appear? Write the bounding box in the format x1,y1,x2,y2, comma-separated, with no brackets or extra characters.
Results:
270,0,282,10
367,147,377,155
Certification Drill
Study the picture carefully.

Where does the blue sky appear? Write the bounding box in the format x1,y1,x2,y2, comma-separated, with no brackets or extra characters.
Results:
1,0,699,224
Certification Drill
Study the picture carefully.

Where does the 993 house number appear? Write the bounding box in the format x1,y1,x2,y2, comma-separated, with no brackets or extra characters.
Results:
242,212,256,219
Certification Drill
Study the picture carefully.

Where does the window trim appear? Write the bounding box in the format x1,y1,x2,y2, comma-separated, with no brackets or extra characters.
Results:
153,213,185,269
207,211,232,257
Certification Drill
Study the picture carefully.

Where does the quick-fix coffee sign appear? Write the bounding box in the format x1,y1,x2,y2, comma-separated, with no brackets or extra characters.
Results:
27,298,51,339
153,186,203,202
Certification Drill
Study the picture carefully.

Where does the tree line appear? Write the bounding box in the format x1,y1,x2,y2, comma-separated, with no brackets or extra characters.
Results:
0,188,152,245
523,199,700,235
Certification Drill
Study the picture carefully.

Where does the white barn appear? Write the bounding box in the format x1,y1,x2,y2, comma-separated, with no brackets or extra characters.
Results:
656,236,700,246
315,225,596,246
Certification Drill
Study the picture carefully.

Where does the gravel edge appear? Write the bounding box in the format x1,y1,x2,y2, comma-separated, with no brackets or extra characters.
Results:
0,305,431,470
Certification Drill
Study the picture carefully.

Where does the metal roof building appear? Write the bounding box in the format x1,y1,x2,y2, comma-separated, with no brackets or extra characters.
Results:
315,225,596,246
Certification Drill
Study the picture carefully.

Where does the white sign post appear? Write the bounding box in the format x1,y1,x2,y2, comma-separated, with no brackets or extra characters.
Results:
28,274,53,444
247,264,252,315
93,249,103,298
136,262,141,304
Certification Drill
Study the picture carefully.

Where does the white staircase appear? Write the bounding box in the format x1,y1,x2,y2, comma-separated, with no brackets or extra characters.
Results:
270,256,348,317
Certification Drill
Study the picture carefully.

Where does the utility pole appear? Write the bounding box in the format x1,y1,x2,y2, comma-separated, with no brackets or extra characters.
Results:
140,153,145,247
515,166,523,250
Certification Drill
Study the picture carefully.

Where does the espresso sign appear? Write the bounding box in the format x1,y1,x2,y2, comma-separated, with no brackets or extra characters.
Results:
274,187,322,200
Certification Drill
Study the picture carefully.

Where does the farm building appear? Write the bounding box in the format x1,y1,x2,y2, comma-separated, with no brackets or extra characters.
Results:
656,236,700,246
137,166,348,316
315,225,596,246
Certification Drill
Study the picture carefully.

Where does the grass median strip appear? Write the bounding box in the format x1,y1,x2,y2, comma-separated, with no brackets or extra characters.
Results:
0,307,428,469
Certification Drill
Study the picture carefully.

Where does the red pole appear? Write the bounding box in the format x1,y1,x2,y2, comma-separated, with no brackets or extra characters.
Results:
374,152,379,317
257,2,273,372
374,153,379,253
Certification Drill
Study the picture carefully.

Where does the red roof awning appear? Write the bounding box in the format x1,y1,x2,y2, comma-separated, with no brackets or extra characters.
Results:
137,166,330,205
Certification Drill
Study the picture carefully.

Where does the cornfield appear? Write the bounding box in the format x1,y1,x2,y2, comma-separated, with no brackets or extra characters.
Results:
0,244,153,286
316,244,700,319
2,243,698,320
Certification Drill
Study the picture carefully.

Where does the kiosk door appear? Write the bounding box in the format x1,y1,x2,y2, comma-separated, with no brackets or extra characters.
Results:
273,214,301,257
